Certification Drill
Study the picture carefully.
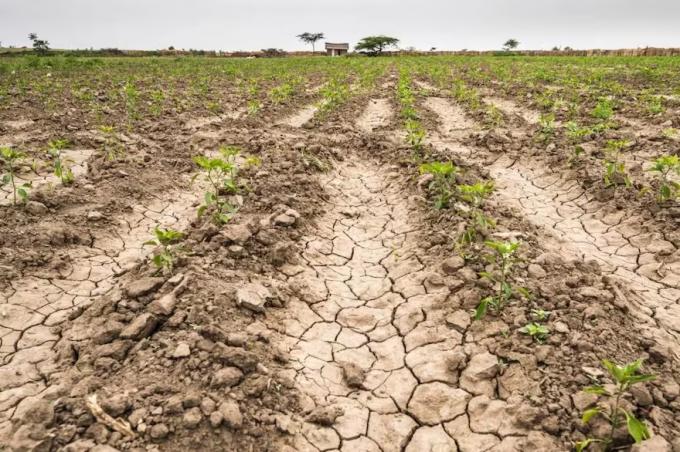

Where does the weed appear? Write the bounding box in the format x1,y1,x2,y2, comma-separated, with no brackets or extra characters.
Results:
419,161,458,209
193,145,259,225
475,240,525,320
520,322,549,342
576,359,655,451
1,147,30,205
592,98,614,121
47,139,74,185
144,227,184,271
99,125,124,160
648,155,680,202
603,139,631,188
457,181,496,246
530,308,550,321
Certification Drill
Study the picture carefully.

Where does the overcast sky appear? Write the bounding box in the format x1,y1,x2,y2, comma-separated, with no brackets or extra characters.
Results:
1,0,679,51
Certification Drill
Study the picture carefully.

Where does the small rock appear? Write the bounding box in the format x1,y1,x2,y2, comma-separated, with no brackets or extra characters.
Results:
200,398,216,416
630,386,654,407
124,277,165,298
218,400,243,429
26,201,48,215
119,313,158,340
101,394,130,418
221,224,252,245
306,405,344,426
572,391,598,411
183,408,203,429
209,411,223,427
87,211,103,221
273,213,296,227
235,283,271,313
528,263,547,278
554,321,570,333
441,256,465,275
631,435,672,452
148,292,177,316
445,310,471,333
149,423,169,440
172,342,191,358
340,362,365,388
211,367,244,388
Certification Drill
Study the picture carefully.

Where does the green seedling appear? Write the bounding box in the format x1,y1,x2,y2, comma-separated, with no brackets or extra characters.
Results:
662,128,677,139
193,145,259,225
144,227,184,271
475,240,524,320
419,161,458,209
592,97,614,121
576,359,655,451
1,147,30,205
457,180,496,246
99,125,124,160
519,322,549,343
405,119,426,153
247,99,261,115
530,308,550,321
648,155,680,202
537,113,556,141
603,139,631,188
47,139,74,185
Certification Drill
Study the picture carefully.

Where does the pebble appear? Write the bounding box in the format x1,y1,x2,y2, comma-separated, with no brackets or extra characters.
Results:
172,342,191,358
149,423,169,440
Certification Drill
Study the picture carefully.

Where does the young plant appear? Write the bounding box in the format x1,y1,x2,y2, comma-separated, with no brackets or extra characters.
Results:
1,147,30,205
537,113,556,141
144,227,184,271
457,180,496,246
475,240,524,320
519,322,549,343
419,161,458,209
405,119,426,154
576,359,655,451
99,125,124,160
47,139,74,185
648,155,680,202
592,97,614,121
193,146,259,225
603,139,631,188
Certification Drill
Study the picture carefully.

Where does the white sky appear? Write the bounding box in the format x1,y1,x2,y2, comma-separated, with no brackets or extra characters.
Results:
1,0,679,51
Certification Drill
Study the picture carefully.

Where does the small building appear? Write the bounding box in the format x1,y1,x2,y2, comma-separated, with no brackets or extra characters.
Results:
325,43,349,56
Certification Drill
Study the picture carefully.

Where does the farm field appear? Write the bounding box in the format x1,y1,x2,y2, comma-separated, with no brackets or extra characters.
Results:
1,55,680,451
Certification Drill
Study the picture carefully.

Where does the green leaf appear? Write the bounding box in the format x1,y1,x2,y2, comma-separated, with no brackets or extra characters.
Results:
623,410,650,443
584,385,609,396
474,298,490,320
17,188,28,201
575,438,597,452
581,407,601,424
143,240,158,247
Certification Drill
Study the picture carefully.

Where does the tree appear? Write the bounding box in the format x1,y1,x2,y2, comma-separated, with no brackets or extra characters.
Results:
355,36,399,56
28,33,49,55
297,32,324,53
503,39,519,52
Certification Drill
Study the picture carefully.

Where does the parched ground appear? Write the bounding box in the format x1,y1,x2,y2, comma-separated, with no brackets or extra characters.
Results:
1,57,679,452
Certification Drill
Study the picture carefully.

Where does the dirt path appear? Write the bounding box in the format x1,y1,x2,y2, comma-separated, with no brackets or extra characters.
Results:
422,96,680,359
0,182,200,430
279,105,319,128
274,157,556,452
263,99,558,451
356,99,392,133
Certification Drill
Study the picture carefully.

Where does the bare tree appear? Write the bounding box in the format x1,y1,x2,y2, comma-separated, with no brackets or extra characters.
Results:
28,33,50,55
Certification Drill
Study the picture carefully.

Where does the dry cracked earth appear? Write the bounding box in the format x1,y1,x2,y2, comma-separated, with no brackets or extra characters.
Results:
1,75,679,452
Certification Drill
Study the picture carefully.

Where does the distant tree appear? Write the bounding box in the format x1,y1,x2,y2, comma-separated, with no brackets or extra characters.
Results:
355,36,399,56
430,47,437,52
28,33,49,55
564,46,573,51
502,38,519,52
261,48,286,58
168,46,175,51
552,46,561,51
297,32,325,53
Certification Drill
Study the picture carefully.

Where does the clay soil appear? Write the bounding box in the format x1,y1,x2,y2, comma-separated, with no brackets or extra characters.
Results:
1,56,679,452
